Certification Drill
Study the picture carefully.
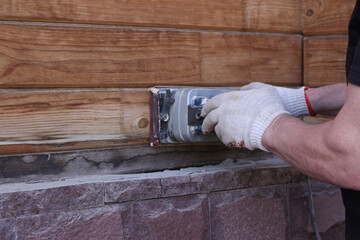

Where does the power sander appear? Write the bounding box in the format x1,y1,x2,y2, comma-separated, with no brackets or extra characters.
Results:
149,87,233,146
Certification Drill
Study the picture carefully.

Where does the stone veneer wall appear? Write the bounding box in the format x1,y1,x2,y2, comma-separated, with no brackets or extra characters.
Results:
0,157,345,240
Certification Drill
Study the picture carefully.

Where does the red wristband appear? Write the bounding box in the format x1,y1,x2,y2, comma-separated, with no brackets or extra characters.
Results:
304,87,317,117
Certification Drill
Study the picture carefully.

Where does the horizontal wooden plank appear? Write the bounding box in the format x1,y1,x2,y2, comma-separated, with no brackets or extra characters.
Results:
304,36,348,87
0,0,301,33
303,0,355,35
0,139,149,155
0,24,302,88
250,35,302,84
0,89,150,154
201,33,302,86
0,24,200,88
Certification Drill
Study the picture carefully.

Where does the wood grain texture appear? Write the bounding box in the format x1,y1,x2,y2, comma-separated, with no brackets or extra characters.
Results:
200,33,251,85
0,89,149,154
0,139,149,155
0,0,301,33
201,33,302,86
250,35,302,84
0,24,302,88
0,24,200,88
303,0,355,35
304,36,348,87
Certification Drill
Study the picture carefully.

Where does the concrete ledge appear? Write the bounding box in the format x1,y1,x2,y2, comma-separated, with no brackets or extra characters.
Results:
0,146,280,184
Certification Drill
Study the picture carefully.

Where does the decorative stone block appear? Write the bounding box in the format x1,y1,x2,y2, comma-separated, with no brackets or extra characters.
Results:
16,205,132,240
160,175,200,197
0,183,103,218
0,218,16,240
210,185,287,240
288,180,345,240
189,166,305,194
105,178,161,203
132,194,210,240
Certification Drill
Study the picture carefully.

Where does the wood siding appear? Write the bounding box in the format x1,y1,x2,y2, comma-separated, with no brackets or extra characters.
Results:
0,0,301,33
0,0,355,154
302,0,355,35
302,0,353,86
0,24,302,88
0,89,149,154
304,36,348,87
201,33,301,85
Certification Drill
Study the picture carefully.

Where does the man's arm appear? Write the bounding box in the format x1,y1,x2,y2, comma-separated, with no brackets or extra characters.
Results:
306,83,346,116
263,83,360,190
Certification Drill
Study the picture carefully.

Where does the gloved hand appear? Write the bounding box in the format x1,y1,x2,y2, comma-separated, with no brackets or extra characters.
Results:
241,82,315,117
201,88,290,151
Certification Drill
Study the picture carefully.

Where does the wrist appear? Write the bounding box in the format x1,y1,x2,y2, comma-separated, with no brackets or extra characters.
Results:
262,114,292,151
304,87,317,116
302,84,346,116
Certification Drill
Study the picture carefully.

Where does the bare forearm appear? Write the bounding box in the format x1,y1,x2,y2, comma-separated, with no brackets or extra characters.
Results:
263,115,344,185
263,83,360,190
306,83,346,116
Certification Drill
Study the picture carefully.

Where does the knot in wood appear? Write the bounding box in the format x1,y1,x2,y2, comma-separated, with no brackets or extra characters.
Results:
306,9,314,17
138,118,149,129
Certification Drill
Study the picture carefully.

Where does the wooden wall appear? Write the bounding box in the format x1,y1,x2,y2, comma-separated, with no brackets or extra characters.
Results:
0,0,355,154
303,0,354,87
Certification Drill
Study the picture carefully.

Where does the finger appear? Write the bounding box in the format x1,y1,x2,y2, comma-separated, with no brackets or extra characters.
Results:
201,92,229,117
201,108,220,134
240,82,269,91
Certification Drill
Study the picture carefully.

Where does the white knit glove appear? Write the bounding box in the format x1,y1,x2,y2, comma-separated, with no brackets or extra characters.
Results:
241,82,312,117
201,88,290,151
